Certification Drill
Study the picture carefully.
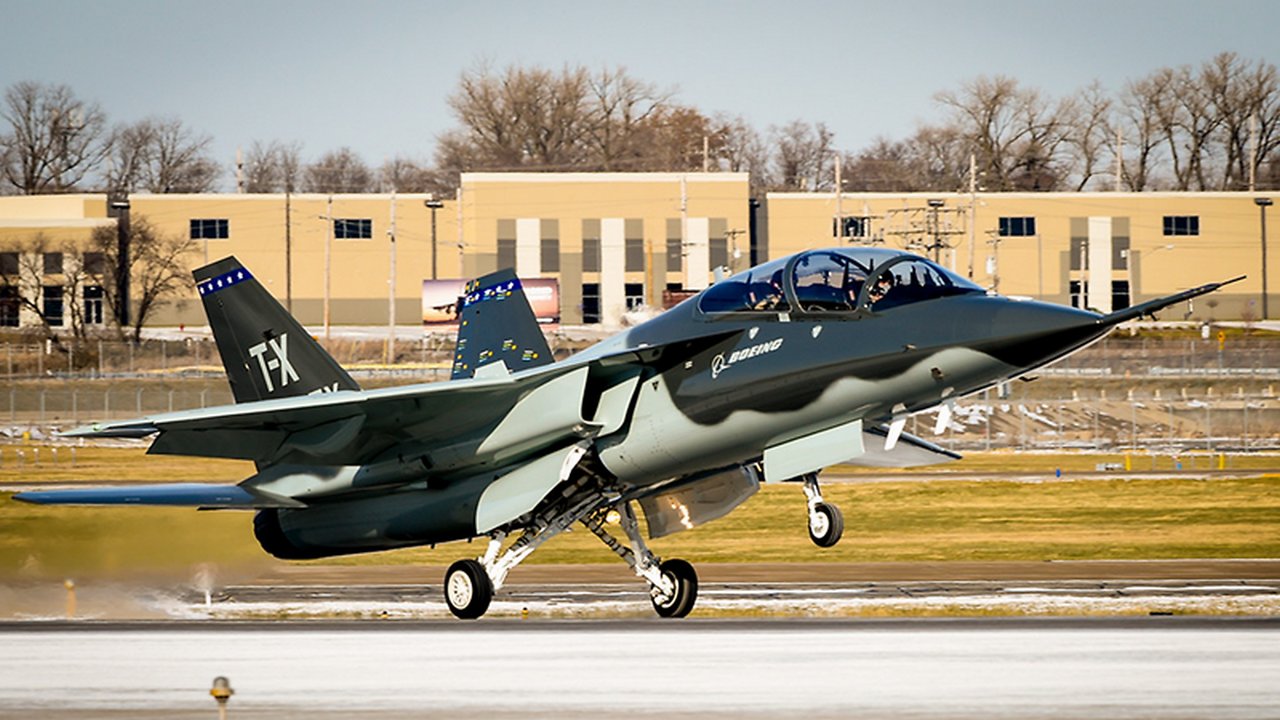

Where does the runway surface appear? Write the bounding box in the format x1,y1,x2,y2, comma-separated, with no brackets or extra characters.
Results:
4,560,1278,621
0,618,1277,719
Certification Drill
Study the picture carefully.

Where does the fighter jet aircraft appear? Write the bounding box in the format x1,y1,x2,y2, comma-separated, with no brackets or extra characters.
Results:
15,247,1241,619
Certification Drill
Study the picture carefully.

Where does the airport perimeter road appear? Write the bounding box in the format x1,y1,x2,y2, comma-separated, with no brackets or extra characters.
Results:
0,618,1277,719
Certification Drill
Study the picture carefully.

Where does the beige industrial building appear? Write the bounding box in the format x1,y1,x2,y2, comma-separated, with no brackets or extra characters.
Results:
0,173,1274,329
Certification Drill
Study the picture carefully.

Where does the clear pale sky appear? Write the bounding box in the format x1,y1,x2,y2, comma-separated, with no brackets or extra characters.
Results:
3,0,1276,188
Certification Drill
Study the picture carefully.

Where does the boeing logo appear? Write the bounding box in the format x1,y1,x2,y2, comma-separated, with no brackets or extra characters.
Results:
247,334,299,392
711,338,784,379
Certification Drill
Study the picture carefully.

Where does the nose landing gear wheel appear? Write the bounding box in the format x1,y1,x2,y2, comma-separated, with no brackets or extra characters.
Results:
808,502,844,548
444,559,493,619
650,559,698,618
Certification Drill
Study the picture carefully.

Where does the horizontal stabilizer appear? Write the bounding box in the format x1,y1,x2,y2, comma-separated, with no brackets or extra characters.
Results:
13,483,301,509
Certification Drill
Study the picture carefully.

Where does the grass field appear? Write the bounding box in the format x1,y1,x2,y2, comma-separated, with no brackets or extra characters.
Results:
3,474,1277,581
1,443,1276,485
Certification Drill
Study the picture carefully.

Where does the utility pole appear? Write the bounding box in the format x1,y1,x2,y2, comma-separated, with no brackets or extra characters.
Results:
387,192,397,365
680,175,689,281
324,195,332,340
834,154,843,241
968,153,976,278
285,191,292,312
702,135,710,173
927,199,944,263
235,147,244,194
455,187,464,278
1249,114,1259,192
1114,127,1124,192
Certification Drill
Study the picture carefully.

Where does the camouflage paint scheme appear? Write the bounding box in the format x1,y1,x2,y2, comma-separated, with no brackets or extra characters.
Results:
14,248,1240,618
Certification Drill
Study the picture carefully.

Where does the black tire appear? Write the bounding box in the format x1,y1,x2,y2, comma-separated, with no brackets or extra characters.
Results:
444,559,493,620
650,558,698,618
808,502,844,548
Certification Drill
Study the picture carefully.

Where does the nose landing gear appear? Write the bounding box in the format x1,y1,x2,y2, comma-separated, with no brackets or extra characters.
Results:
803,473,844,548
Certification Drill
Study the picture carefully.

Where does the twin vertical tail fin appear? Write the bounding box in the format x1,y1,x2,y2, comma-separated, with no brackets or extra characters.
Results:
196,256,360,403
451,269,555,379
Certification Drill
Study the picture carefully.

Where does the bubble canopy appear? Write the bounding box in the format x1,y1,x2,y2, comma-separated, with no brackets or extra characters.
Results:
696,248,986,316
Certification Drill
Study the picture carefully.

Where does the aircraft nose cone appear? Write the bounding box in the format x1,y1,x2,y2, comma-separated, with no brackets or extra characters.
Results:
976,300,1106,370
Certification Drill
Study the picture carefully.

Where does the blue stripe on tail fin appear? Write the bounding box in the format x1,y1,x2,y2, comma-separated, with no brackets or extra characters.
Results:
451,269,554,379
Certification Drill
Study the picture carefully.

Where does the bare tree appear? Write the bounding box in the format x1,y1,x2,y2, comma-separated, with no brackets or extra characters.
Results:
1113,71,1175,190
88,215,198,343
1064,82,1114,191
715,114,772,194
0,81,109,193
935,75,1076,191
105,117,220,193
446,62,595,169
1203,52,1280,190
0,234,93,350
303,147,375,193
378,155,439,193
770,120,834,191
583,66,671,170
242,139,303,193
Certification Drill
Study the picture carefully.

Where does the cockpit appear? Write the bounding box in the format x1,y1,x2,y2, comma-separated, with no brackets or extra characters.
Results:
696,248,986,317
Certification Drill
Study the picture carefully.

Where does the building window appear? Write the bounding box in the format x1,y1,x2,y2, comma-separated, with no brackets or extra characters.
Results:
1163,216,1199,236
0,253,18,275
625,283,645,310
710,237,728,270
581,283,600,324
540,219,560,273
666,219,682,272
1111,280,1130,311
998,217,1036,237
1069,280,1083,309
833,216,868,239
83,252,106,276
83,285,104,325
0,286,17,327
625,238,645,272
42,285,63,327
582,238,600,273
333,218,372,239
497,239,516,270
624,220,644,272
43,253,63,275
582,219,600,273
190,218,229,239
540,238,560,273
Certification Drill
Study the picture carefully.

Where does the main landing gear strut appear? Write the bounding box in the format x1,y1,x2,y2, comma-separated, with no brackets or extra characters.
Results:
801,473,844,548
442,479,698,620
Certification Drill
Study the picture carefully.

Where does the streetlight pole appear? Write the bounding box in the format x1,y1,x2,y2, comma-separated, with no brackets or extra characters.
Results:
108,197,131,329
1257,197,1273,320
425,199,444,280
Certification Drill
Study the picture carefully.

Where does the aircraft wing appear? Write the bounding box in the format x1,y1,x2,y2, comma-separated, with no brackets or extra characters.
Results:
62,359,600,468
12,483,300,509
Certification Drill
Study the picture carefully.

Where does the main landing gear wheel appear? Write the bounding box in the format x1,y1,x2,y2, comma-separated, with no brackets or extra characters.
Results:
808,502,844,548
444,559,493,620
650,558,698,619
